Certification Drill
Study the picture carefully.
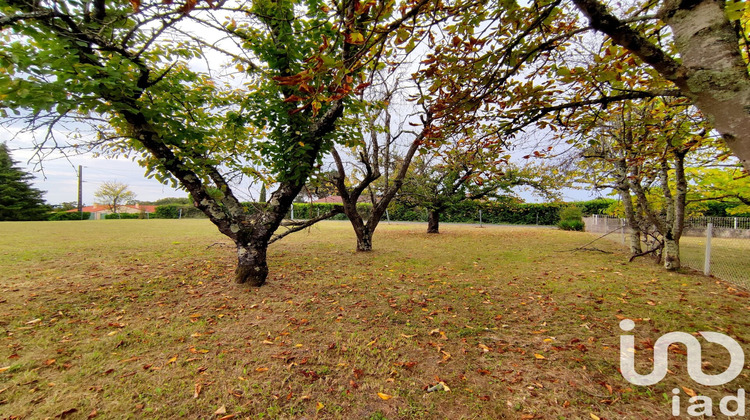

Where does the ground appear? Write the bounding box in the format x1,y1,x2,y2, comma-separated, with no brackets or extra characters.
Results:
1,220,748,419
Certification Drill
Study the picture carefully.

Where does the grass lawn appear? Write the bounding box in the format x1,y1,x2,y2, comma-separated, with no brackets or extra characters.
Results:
1,220,749,419
681,235,750,289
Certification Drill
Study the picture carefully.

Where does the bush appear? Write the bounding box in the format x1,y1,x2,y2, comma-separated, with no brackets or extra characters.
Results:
154,204,206,219
48,211,91,221
104,212,141,219
557,205,584,231
557,219,585,231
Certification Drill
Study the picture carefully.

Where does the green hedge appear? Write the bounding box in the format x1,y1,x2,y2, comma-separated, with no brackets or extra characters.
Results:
154,204,206,219
48,211,91,221
104,212,143,219
386,201,562,225
153,199,613,225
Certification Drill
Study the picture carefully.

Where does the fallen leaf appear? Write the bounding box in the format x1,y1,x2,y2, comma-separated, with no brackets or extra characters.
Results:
45,359,56,366
255,367,269,372
87,409,98,419
218,416,235,420
0,366,11,373
214,405,227,415
534,354,546,360
590,414,600,420
166,356,178,365
26,318,42,325
377,392,393,400
682,386,697,397
193,383,202,399
316,402,325,410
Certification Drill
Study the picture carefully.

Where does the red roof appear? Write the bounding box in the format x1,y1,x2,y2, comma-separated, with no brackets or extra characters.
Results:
310,195,368,204
311,196,345,204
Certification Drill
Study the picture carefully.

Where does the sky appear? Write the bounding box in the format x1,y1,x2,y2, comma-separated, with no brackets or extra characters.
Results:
10,148,186,206
11,148,602,206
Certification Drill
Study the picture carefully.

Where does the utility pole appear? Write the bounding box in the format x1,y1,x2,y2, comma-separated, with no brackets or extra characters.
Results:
77,165,83,215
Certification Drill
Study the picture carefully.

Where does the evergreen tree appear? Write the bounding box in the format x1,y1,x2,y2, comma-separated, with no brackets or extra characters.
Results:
0,144,49,221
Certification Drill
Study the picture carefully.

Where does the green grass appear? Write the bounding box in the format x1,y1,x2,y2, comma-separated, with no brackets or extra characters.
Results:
681,235,750,288
1,220,749,419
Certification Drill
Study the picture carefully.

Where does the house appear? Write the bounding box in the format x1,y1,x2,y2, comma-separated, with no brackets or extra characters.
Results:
66,204,157,220
310,195,368,204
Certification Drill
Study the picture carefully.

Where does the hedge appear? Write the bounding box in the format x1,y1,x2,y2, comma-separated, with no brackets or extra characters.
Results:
48,211,91,221
104,212,143,219
152,199,614,225
153,204,207,219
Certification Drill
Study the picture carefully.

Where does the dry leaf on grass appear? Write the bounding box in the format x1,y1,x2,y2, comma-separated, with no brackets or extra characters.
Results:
377,392,393,400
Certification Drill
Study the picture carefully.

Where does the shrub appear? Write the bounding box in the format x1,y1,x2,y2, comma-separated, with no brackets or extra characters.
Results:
104,212,141,219
154,204,206,219
557,205,584,231
558,219,585,231
48,211,91,221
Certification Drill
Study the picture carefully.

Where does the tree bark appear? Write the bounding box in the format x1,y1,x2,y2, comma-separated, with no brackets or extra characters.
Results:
427,209,440,233
235,242,269,286
614,158,642,255
355,226,373,251
663,237,680,270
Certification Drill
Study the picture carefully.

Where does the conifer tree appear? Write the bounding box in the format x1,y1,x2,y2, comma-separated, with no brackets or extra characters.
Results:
0,144,48,221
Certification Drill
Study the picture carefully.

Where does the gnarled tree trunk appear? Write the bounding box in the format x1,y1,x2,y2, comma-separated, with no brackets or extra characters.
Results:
663,237,680,271
427,209,440,234
355,226,373,252
235,242,269,286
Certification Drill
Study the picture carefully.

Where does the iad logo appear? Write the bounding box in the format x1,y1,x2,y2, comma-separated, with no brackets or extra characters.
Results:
619,319,746,416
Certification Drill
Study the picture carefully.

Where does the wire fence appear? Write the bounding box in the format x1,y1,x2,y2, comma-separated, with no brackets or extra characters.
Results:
584,215,750,289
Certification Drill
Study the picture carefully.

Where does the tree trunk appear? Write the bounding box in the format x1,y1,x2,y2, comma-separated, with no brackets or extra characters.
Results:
235,243,269,286
663,237,680,271
427,209,440,234
355,227,373,252
628,231,642,256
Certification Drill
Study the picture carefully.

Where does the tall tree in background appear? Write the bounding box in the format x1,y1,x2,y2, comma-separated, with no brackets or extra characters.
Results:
330,77,436,251
0,0,432,286
94,181,136,213
397,140,559,234
0,144,48,221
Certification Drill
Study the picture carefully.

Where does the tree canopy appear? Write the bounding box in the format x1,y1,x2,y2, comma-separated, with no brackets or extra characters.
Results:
94,181,137,213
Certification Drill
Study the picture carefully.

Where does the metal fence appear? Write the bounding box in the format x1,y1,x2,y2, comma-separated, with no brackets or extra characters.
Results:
584,215,750,288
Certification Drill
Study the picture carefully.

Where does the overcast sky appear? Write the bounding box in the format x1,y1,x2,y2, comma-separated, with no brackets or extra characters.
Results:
11,150,186,205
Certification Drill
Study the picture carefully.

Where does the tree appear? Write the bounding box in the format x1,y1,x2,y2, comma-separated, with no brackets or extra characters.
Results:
330,76,436,251
94,181,137,213
397,143,559,234
575,98,715,270
571,0,750,172
0,0,432,286
686,167,750,215
0,143,49,221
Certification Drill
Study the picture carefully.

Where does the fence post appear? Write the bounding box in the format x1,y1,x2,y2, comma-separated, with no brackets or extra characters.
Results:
386,209,390,223
479,209,483,227
291,205,294,220
734,217,738,230
178,208,182,219
704,223,713,276
621,219,626,244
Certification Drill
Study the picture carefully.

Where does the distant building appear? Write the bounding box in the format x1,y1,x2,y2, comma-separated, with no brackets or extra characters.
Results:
66,203,157,220
310,196,368,204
